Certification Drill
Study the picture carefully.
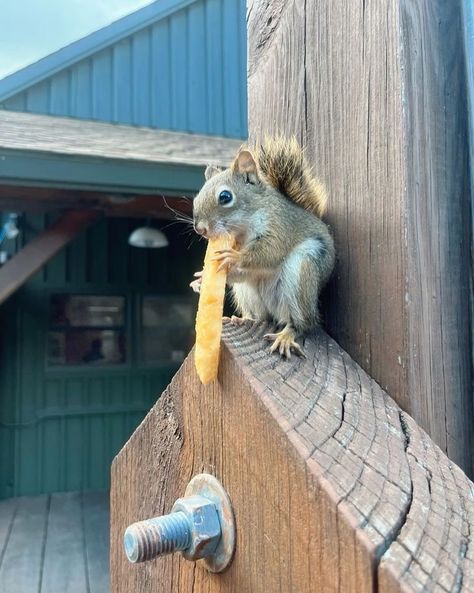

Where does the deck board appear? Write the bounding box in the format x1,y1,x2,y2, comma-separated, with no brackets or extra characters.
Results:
83,492,110,593
41,492,89,593
0,491,109,593
0,497,17,563
0,495,48,593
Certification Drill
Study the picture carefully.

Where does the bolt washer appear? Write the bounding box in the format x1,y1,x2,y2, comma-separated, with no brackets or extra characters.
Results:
184,473,236,572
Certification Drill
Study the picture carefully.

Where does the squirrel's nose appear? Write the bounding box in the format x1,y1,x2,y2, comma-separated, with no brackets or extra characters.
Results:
194,222,208,237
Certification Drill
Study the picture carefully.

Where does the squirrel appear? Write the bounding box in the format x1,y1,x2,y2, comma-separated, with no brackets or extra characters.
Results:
191,136,335,358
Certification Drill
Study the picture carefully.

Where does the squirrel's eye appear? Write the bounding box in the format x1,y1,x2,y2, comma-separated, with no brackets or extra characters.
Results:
218,190,233,206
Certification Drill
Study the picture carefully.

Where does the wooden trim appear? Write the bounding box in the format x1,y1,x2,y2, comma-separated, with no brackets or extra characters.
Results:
0,210,99,305
0,149,205,195
110,324,474,592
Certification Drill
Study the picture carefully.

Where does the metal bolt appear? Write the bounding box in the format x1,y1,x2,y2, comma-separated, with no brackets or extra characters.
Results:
124,511,192,562
123,474,235,573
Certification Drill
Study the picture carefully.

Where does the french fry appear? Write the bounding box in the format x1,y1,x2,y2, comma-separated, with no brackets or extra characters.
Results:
195,235,234,384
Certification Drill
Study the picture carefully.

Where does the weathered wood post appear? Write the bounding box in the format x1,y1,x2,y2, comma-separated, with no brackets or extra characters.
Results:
248,0,473,476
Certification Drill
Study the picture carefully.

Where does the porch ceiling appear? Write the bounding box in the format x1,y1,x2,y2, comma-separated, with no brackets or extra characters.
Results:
0,110,243,195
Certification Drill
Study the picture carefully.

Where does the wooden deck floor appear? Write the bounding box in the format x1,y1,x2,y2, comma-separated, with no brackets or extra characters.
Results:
0,491,109,593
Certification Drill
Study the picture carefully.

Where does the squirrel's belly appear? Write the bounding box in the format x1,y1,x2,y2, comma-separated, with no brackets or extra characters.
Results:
257,274,292,324
230,272,286,321
232,237,329,327
231,282,270,320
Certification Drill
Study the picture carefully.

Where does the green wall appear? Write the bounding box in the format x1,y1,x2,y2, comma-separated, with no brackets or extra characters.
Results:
0,213,204,499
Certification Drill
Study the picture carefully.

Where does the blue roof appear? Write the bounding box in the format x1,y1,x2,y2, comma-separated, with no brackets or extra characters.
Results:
0,0,198,102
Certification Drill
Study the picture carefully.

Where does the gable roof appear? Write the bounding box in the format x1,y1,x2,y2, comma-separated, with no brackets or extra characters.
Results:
0,0,198,103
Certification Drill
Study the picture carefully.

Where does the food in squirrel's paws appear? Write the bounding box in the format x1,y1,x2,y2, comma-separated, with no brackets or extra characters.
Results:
194,235,235,384
192,136,335,359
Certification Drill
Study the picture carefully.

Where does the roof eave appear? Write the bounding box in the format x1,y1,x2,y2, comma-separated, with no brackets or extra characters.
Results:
0,148,203,195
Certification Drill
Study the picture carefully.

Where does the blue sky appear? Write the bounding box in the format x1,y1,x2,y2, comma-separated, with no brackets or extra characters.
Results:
0,0,154,79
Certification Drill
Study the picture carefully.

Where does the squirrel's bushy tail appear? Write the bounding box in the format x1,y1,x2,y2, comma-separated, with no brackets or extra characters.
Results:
252,136,327,218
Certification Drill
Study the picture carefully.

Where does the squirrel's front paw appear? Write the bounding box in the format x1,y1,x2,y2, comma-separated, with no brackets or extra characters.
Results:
212,248,242,272
189,271,203,293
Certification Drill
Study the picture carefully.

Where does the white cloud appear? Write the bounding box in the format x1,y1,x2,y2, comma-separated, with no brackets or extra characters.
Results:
0,0,154,79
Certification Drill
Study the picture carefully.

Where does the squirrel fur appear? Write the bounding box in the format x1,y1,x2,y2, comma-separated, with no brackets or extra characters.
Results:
192,136,335,357
240,136,328,218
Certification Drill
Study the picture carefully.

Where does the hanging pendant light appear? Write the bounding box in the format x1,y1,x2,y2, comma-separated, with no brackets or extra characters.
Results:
128,225,169,248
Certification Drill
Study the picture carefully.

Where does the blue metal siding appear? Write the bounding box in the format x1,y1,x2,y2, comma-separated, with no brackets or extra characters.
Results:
1,0,247,138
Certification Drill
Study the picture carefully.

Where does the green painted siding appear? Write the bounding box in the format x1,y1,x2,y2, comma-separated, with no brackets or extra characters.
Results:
0,214,204,499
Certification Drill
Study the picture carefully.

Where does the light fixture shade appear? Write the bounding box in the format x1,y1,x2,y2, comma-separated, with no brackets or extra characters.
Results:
128,227,169,248
4,213,19,239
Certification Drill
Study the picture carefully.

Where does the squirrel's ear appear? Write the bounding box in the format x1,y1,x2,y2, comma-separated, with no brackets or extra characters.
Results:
232,150,259,183
204,164,223,181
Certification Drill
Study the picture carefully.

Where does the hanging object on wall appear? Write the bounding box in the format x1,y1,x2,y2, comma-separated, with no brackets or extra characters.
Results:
0,213,20,243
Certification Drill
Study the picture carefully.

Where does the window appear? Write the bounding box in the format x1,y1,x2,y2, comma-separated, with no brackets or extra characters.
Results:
140,296,196,365
48,295,126,366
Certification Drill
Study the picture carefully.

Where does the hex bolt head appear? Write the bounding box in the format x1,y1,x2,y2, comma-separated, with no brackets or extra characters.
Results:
171,495,221,561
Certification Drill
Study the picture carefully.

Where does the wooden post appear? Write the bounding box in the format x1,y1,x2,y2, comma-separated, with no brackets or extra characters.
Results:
111,325,474,592
248,0,473,475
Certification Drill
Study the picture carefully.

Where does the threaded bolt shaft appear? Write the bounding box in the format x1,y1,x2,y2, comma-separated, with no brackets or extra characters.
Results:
124,511,191,563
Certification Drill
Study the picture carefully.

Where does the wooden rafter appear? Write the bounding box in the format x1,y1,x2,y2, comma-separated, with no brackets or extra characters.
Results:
0,210,99,305
0,186,193,220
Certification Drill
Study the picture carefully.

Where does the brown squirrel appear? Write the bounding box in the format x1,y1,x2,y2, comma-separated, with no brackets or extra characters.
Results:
191,137,335,358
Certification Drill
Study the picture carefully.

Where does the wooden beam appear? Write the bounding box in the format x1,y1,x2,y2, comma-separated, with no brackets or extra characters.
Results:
0,185,105,211
103,195,192,220
0,210,99,305
0,185,192,220
248,0,473,476
110,324,474,592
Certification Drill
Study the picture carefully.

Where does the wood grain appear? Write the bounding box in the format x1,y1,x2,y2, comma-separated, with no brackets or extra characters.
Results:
247,0,473,476
110,324,474,593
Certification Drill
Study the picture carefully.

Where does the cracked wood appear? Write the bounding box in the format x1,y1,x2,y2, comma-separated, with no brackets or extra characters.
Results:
110,324,474,593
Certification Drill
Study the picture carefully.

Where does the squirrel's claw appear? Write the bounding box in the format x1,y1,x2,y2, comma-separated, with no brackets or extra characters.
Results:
189,279,201,293
264,328,306,359
223,315,248,326
212,248,242,272
189,270,203,293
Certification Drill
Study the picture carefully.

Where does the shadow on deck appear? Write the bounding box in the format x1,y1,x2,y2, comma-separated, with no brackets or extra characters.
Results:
0,491,109,593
